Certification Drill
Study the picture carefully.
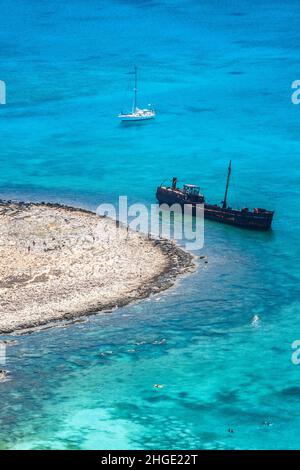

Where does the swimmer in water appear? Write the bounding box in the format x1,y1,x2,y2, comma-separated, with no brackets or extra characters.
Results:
251,314,260,327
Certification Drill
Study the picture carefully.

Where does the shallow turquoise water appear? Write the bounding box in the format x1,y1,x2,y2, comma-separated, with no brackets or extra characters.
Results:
1,0,300,449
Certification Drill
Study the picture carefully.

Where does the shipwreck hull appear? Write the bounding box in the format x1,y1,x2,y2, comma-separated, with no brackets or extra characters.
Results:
204,204,273,230
156,188,273,231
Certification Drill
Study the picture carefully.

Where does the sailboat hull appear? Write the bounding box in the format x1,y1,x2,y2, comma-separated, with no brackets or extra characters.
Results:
118,114,155,122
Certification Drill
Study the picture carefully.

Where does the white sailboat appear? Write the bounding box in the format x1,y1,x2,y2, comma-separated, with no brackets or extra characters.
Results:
118,67,155,122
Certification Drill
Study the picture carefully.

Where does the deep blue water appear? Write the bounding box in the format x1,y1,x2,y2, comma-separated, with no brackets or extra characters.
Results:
1,0,300,449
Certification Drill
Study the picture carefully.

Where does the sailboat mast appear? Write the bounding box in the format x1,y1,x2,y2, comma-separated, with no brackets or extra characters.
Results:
222,160,232,209
132,66,137,113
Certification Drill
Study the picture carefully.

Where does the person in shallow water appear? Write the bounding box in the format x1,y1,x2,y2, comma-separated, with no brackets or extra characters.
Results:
0,370,8,381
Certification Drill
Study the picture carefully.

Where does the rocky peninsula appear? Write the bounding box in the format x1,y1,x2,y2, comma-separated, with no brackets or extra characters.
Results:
0,201,195,334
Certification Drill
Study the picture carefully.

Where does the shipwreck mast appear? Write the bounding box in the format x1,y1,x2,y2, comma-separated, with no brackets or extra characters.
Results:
222,160,232,209
132,66,137,113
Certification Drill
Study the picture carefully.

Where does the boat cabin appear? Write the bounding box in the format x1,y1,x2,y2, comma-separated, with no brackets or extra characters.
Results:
168,177,204,202
183,184,201,196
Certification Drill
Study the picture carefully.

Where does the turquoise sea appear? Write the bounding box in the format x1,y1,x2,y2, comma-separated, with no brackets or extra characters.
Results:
1,0,300,450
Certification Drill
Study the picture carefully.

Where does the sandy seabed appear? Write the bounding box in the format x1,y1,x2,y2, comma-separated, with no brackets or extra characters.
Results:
0,201,196,334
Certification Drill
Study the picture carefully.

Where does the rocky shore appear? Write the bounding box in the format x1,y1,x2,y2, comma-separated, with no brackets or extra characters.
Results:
0,201,196,334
